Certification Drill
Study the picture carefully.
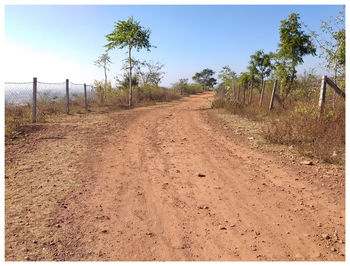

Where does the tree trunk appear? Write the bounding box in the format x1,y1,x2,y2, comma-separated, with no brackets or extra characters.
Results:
259,79,265,107
104,67,107,102
129,46,133,108
104,67,107,89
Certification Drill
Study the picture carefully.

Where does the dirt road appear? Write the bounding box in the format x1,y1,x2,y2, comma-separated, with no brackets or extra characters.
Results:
5,92,345,261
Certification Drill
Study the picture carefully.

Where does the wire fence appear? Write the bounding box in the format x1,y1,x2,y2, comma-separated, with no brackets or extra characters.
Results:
218,75,345,118
4,75,345,125
5,78,96,123
5,81,33,106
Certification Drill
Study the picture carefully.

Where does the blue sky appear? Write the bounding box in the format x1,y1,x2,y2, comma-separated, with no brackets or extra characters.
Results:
4,5,345,86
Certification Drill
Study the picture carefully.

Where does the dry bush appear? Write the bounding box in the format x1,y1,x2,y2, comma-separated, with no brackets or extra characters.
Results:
211,87,273,121
37,98,66,119
5,85,182,141
172,81,204,95
212,81,345,164
263,100,344,164
134,85,181,105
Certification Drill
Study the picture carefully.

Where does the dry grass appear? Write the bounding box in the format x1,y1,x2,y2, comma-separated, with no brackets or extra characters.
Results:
5,105,32,139
212,86,345,164
5,111,115,260
5,86,183,141
264,101,345,164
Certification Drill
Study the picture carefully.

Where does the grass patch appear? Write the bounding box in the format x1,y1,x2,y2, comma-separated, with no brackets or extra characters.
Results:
5,85,194,141
212,86,345,164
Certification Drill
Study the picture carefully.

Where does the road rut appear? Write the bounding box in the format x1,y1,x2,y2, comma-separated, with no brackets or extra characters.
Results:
47,92,345,261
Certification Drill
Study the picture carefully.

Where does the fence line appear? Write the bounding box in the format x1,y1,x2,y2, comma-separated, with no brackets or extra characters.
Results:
269,80,278,111
318,75,346,117
5,77,96,123
224,75,345,116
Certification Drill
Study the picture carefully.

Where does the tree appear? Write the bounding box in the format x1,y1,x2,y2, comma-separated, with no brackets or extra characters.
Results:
275,13,316,96
114,73,139,90
247,50,273,86
105,16,153,108
237,72,254,86
93,80,113,104
135,60,165,86
94,53,112,88
218,66,236,89
311,10,345,83
172,78,189,95
192,68,217,89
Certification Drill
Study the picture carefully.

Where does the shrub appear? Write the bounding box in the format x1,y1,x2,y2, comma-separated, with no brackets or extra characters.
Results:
263,101,345,164
185,84,204,94
211,80,345,164
172,79,204,95
135,84,180,104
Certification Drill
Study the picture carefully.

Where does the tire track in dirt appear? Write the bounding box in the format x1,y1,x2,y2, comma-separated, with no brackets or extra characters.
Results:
50,93,345,261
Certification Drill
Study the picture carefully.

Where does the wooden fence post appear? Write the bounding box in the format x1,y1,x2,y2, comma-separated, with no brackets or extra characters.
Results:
66,79,70,114
324,76,345,98
237,84,240,102
249,82,253,104
319,75,327,116
84,83,88,110
243,85,246,104
259,80,265,107
232,80,235,100
269,80,278,111
32,77,37,123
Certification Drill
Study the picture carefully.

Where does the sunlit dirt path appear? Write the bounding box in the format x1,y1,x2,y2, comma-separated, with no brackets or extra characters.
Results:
6,92,345,261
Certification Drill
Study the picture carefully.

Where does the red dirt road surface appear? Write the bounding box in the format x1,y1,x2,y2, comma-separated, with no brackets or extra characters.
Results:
5,92,345,261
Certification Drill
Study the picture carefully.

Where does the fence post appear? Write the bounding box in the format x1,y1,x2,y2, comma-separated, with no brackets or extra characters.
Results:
259,80,265,107
237,84,240,102
249,82,253,104
84,83,88,110
243,85,246,104
318,75,327,117
269,80,278,111
66,79,70,114
32,77,37,123
232,80,235,100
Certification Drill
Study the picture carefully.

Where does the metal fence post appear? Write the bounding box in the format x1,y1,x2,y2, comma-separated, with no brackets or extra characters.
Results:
66,79,70,114
269,80,278,111
319,75,327,117
32,77,37,123
84,83,88,110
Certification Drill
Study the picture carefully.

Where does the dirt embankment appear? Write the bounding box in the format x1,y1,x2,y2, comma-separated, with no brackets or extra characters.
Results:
5,92,345,261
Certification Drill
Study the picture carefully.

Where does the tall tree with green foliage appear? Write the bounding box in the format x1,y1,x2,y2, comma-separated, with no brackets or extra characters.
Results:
94,53,112,89
237,72,255,86
274,13,316,97
218,66,236,89
105,16,153,108
248,50,273,87
311,10,345,83
192,68,217,89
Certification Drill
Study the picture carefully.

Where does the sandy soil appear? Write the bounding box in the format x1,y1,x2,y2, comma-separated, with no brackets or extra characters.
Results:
5,92,345,261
